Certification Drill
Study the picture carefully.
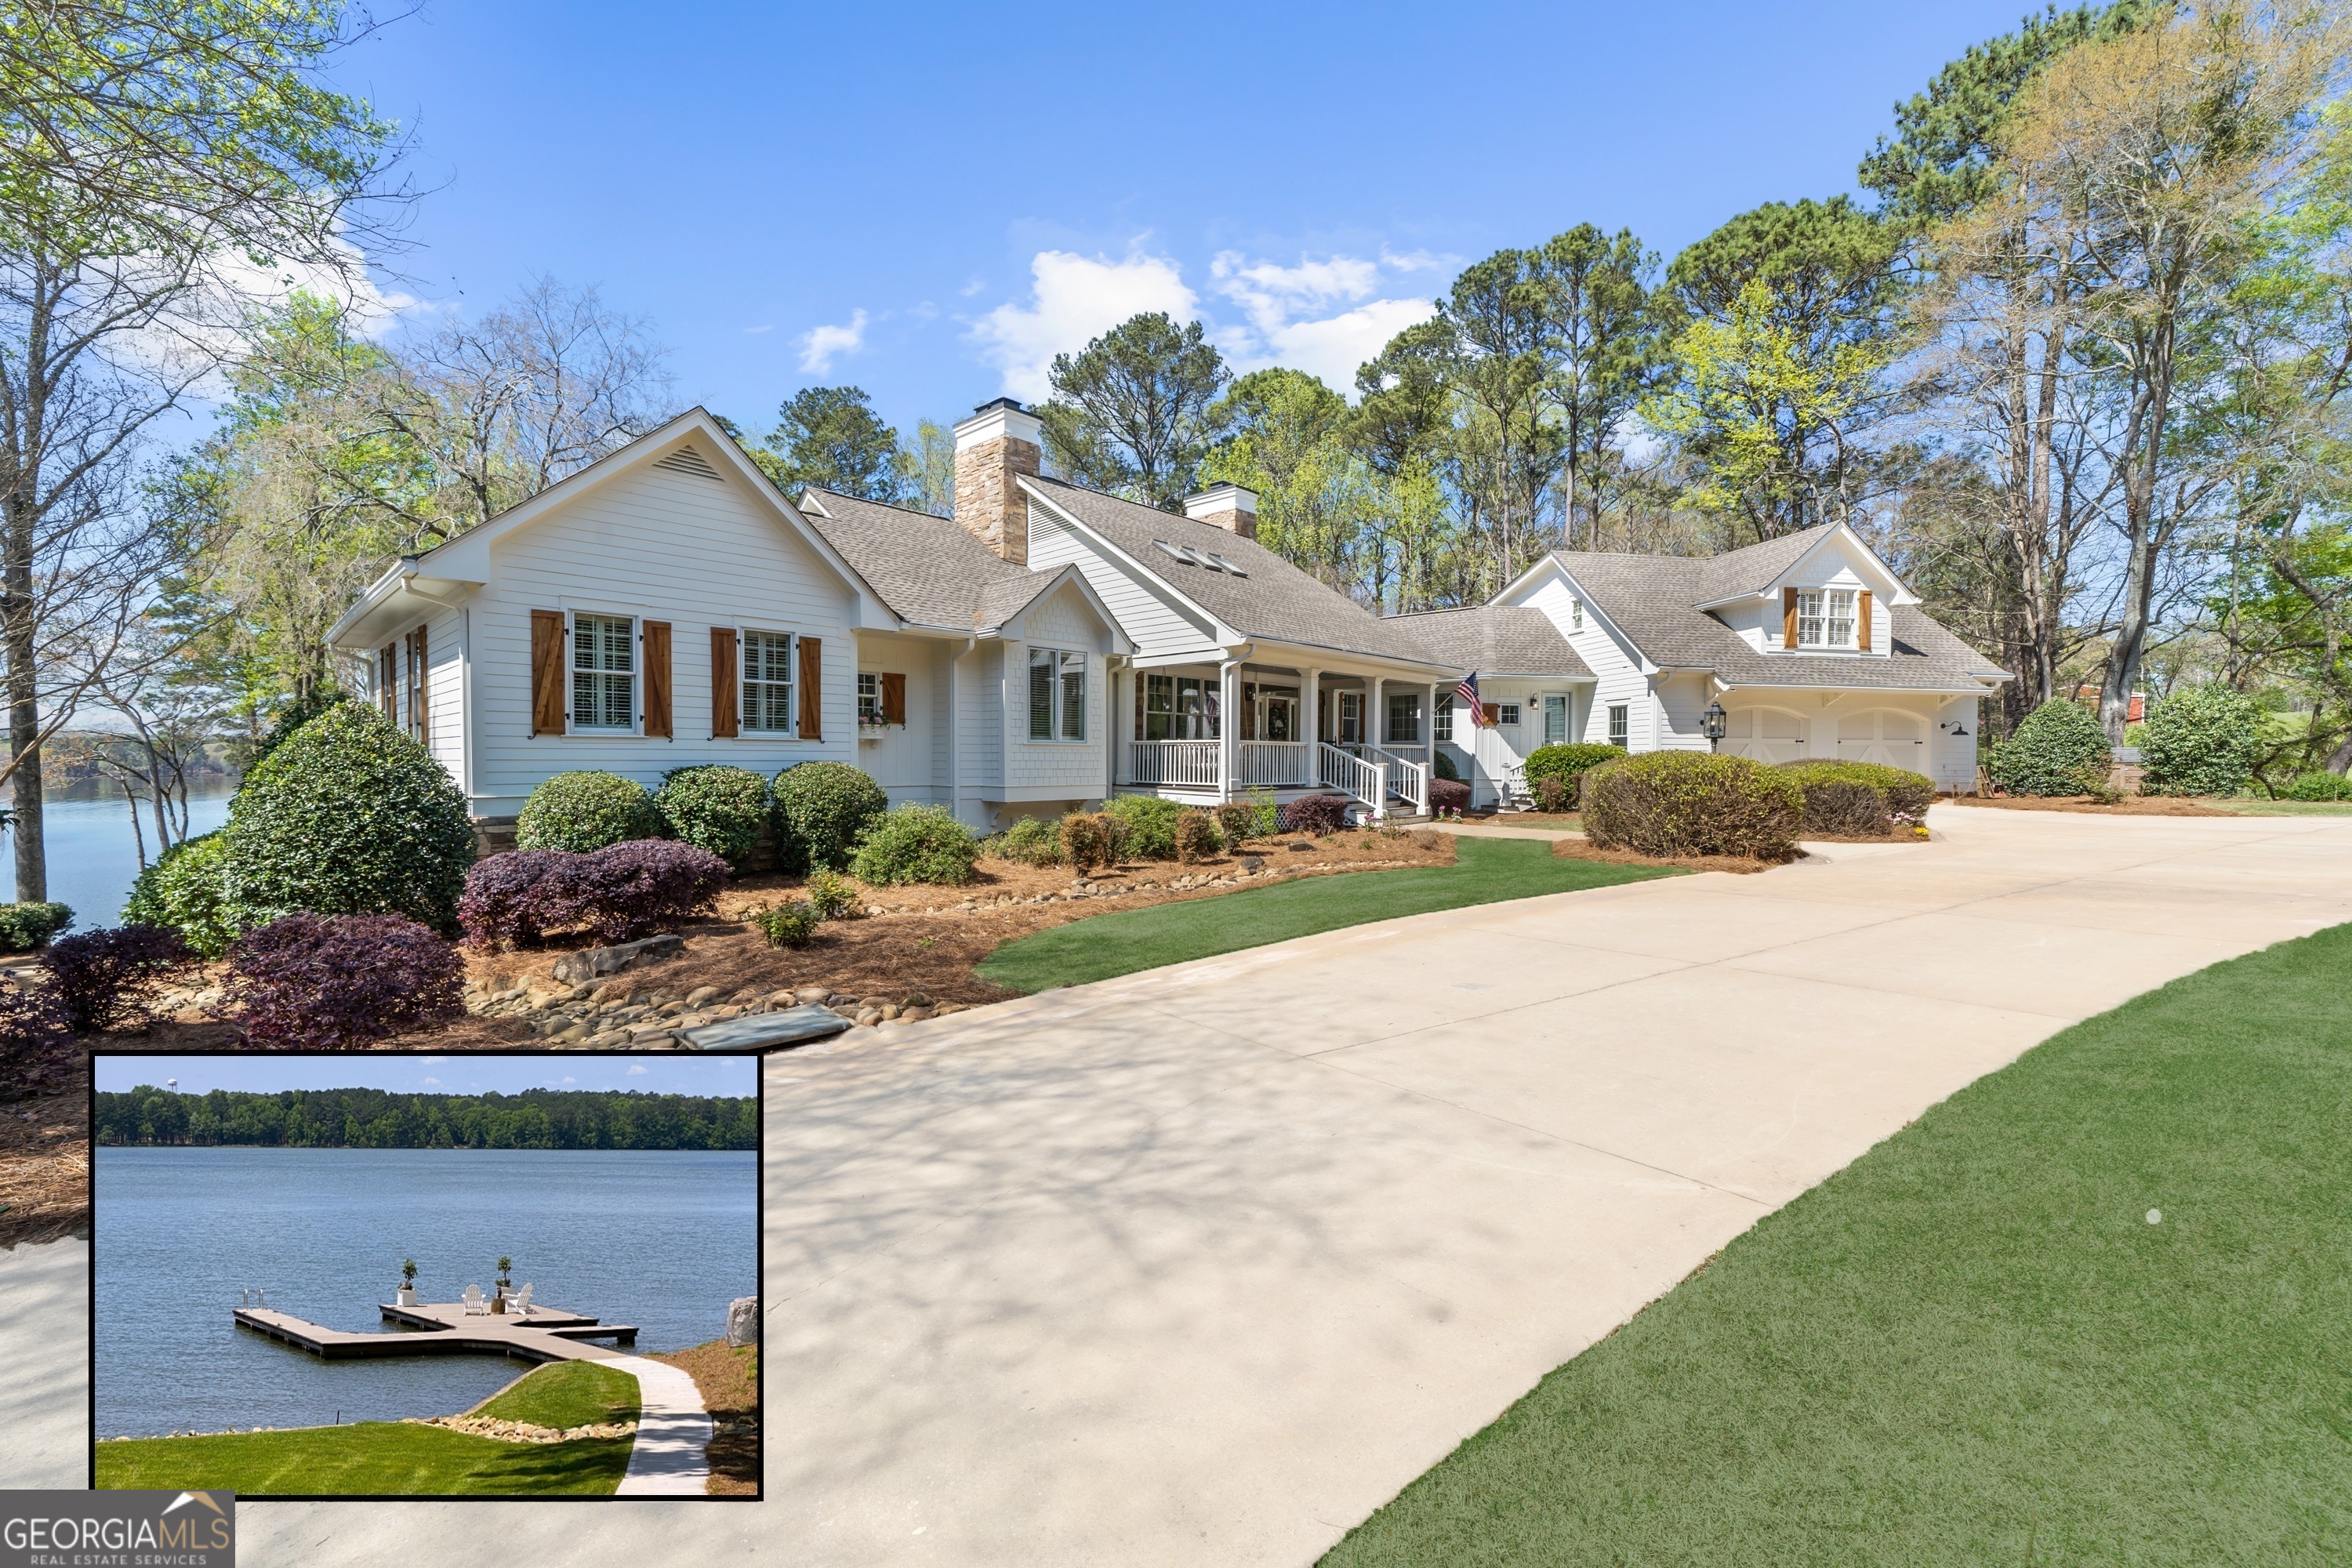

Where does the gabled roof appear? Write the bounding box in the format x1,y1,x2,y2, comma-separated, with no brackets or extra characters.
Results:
1022,477,1455,670
1545,543,2007,691
797,488,1039,630
1388,604,1592,678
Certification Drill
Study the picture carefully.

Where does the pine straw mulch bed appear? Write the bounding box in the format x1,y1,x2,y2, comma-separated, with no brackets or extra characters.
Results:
456,831,1461,1011
0,1054,91,1247
1945,793,2237,817
648,1338,759,1496
1551,840,1800,877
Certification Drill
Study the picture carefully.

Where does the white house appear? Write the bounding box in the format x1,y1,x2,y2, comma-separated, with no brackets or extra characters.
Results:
328,399,2006,838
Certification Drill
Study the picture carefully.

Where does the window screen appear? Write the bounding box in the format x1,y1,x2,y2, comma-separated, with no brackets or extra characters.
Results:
742,630,795,732
572,613,634,730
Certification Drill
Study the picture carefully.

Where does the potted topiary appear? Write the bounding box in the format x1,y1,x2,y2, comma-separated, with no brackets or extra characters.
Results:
492,1256,513,1313
397,1258,419,1306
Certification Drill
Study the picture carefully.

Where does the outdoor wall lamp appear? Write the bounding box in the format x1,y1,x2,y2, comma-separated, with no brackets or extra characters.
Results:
1700,700,1728,751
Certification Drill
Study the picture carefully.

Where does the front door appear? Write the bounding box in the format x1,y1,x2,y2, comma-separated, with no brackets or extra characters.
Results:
1262,693,1296,742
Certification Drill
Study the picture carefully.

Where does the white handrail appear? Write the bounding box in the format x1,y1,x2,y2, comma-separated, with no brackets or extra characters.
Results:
1128,739,1220,787
1236,740,1310,787
1367,745,1429,815
1317,742,1382,812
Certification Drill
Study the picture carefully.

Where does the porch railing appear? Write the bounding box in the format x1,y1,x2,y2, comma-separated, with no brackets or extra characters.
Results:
1236,740,1311,787
1367,746,1429,815
1127,739,1219,788
1319,742,1384,812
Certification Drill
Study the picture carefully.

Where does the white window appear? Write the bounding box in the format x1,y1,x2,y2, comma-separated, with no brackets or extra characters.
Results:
858,672,880,724
1495,702,1522,728
1435,702,1454,743
1570,597,1584,631
1142,672,1218,740
1029,647,1086,741
571,612,635,731
1385,690,1421,746
1338,691,1363,745
1797,589,1857,649
742,630,795,732
1608,703,1628,747
1544,695,1568,745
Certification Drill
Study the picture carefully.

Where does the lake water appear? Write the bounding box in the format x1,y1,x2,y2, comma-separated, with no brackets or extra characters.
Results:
11,785,235,926
93,1146,758,1438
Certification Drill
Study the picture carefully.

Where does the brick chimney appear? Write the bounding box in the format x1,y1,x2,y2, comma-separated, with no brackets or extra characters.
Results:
952,398,1043,564
1183,482,1258,540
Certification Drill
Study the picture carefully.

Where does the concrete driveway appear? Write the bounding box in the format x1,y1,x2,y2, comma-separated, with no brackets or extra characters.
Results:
13,806,2352,1565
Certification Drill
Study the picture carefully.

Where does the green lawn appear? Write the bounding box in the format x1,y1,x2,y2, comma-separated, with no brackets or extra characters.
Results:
94,1361,641,1496
1323,921,2352,1567
978,836,1679,993
2227,797,2352,816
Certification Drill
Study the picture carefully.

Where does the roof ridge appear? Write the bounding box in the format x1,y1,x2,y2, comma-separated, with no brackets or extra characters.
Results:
802,487,967,527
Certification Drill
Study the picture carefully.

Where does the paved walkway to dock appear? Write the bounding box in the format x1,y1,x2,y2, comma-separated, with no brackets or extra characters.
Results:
605,1355,714,1496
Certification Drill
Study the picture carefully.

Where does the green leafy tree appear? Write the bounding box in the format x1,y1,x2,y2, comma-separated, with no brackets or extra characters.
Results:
1533,224,1666,548
1040,313,1229,510
754,386,907,501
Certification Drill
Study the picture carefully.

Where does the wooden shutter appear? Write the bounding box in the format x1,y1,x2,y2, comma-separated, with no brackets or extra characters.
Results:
1857,590,1872,651
710,626,739,739
880,672,906,725
642,620,672,738
797,635,823,739
530,610,566,735
1782,587,1799,648
1479,702,1500,727
378,645,397,721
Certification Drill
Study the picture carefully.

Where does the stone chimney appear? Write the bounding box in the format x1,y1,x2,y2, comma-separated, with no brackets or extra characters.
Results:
952,397,1043,565
1183,482,1258,540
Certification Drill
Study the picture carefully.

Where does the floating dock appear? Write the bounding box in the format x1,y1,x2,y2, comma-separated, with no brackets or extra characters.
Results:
233,1299,638,1363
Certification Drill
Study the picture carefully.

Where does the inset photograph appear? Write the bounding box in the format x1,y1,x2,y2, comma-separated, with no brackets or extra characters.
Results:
90,1051,758,1499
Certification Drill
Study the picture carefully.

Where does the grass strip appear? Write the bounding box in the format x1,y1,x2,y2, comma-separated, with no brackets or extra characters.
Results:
978,836,1679,993
93,1421,636,1496
1324,921,2352,1566
474,1359,639,1429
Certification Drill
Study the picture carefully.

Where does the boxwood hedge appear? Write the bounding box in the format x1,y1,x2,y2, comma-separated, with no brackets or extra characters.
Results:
1582,751,1803,859
517,771,662,853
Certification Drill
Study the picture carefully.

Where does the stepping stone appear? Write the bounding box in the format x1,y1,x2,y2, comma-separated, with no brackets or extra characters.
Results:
681,1005,853,1053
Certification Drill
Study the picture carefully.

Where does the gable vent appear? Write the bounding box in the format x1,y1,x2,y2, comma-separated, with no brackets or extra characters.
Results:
652,445,723,482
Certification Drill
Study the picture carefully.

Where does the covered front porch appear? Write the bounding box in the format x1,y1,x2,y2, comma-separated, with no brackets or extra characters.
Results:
1112,655,1445,819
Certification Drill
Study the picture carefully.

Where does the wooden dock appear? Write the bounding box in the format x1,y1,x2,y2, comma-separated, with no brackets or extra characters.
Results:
233,1299,639,1363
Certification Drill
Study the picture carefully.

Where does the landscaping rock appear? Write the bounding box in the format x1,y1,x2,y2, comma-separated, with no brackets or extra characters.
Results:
686,985,723,1007
793,985,831,1005
1242,856,1264,872
552,933,684,985
727,1295,758,1348
899,1007,933,1022
1289,840,1313,851
684,1006,852,1053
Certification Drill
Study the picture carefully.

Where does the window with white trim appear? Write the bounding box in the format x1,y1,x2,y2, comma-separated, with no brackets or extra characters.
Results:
1028,647,1086,740
742,630,795,732
1495,702,1522,728
1385,690,1421,745
1608,703,1628,747
1544,695,1568,745
1570,597,1584,631
1435,702,1453,743
571,612,635,731
1798,588,1858,648
858,672,880,724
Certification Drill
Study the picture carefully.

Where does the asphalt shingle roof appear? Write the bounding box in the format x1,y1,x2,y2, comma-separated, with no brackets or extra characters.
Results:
1025,477,1455,668
1387,604,1592,677
1555,534,2009,690
797,488,1051,630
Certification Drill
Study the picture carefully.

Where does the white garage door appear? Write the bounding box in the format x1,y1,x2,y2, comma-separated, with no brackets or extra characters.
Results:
1721,706,1809,764
1838,709,1927,770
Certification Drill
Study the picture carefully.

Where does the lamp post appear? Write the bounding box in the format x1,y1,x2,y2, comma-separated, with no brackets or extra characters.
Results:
1701,700,1728,753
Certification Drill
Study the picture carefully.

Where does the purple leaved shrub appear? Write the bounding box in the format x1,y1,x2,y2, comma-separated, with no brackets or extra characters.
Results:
1280,794,1352,834
0,979,74,1101
1428,778,1472,817
459,840,729,949
40,924,194,1036
224,913,466,1051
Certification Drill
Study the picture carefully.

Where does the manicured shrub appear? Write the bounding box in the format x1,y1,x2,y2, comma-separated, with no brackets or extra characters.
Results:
516,771,661,854
0,901,74,952
1214,787,1281,845
751,900,819,948
851,805,981,886
804,869,862,920
1775,760,1936,836
771,761,887,872
252,685,350,764
2138,685,2263,797
1986,699,2111,797
653,764,771,865
1103,793,1181,859
1583,751,1804,860
40,924,194,1036
1532,774,1574,813
0,979,73,1101
457,841,729,948
1061,811,1120,873
1524,742,1626,797
1281,794,1352,834
2281,768,2352,801
220,704,476,932
122,831,237,956
1432,750,1461,782
1429,778,1471,817
1174,809,1222,864
224,913,466,1051
991,815,1064,866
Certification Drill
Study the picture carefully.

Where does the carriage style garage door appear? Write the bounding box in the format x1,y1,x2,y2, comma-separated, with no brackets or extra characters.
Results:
1720,706,1808,764
1838,707,1928,768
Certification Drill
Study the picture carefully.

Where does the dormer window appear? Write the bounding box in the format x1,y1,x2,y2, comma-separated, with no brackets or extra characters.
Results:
1798,589,1857,649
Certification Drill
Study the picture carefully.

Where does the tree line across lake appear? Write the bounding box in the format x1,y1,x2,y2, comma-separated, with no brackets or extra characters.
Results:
94,1086,757,1150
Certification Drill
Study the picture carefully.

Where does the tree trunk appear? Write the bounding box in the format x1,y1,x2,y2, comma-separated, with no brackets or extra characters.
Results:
5,501,40,902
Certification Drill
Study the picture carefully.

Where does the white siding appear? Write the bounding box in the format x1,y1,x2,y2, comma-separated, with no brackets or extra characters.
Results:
1653,673,1713,752
1003,582,1111,797
466,461,859,816
1027,500,1219,657
425,607,465,788
854,631,946,806
1518,575,1648,750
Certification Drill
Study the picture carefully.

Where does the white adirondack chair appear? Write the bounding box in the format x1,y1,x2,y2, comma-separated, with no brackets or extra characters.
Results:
461,1284,488,1316
510,1283,534,1321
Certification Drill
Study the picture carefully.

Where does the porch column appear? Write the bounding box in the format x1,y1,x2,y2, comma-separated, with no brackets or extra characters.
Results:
1428,681,1439,793
1218,659,1243,803
1108,657,1127,793
1302,667,1320,786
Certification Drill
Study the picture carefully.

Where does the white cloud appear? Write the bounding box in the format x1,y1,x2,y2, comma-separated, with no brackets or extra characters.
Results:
419,1057,446,1065
743,322,774,335
561,1076,577,1084
422,1076,440,1086
967,249,1196,403
1208,251,1439,394
120,232,420,400
1210,251,1380,339
626,1064,648,1076
1256,296,1439,393
797,309,868,374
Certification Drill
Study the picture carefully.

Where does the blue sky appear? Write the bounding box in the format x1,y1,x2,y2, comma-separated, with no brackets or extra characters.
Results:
93,1052,758,1098
316,0,2034,441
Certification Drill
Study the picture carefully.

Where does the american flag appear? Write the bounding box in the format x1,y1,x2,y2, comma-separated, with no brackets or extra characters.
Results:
1454,670,1482,726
